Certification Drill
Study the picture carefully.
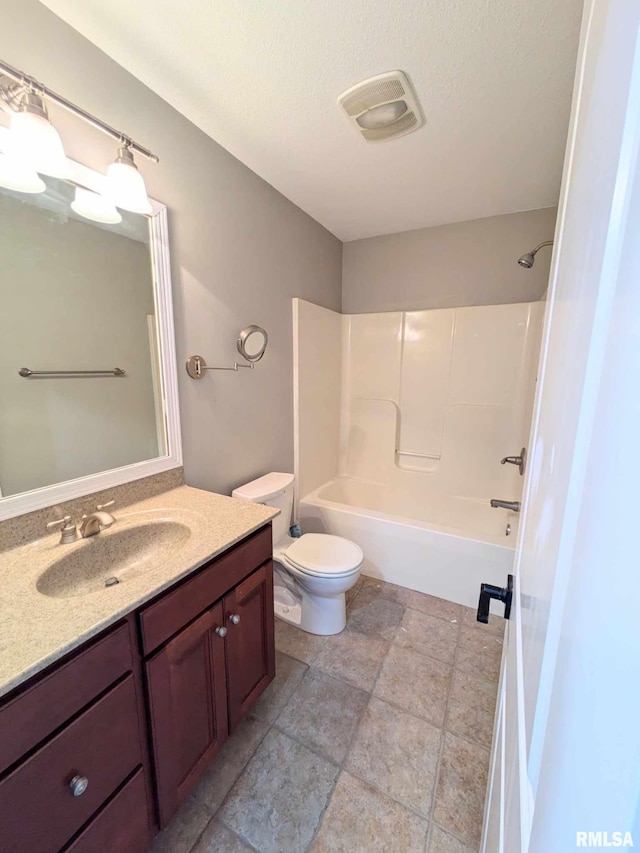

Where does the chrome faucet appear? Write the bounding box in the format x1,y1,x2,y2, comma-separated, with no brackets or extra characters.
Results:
79,501,116,538
490,499,521,513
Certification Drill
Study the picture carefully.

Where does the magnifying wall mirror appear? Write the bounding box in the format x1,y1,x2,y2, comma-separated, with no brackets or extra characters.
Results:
185,324,268,379
237,325,268,363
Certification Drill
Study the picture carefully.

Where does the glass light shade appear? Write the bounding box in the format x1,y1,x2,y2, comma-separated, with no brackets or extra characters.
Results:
356,100,408,130
105,159,152,215
0,152,46,193
6,111,71,180
71,187,122,224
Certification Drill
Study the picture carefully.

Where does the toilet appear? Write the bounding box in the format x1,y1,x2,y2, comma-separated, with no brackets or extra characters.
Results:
232,473,363,635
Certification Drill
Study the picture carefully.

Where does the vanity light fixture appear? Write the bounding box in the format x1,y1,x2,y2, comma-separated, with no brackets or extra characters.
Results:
104,146,152,215
4,91,70,179
0,151,45,193
71,187,122,224
0,58,158,212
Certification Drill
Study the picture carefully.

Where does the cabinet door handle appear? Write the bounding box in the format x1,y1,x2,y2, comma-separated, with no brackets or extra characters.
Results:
229,614,240,625
215,626,227,638
69,775,89,797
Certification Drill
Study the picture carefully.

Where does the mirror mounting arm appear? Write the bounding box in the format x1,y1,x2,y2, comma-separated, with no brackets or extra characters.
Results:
185,355,256,379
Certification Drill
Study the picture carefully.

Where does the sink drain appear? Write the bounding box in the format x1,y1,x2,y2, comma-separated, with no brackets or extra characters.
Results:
104,577,120,587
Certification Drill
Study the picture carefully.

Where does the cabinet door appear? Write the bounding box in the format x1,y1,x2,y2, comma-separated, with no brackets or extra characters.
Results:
146,604,228,827
224,562,275,730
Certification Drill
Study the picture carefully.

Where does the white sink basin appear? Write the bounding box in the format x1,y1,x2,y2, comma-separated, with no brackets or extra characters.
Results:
36,521,192,598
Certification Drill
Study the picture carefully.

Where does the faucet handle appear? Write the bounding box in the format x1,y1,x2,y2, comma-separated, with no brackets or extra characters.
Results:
47,515,78,544
96,500,115,511
47,515,72,531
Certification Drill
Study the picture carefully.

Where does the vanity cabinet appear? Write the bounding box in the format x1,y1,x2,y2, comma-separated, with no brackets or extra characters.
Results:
0,521,275,851
224,562,275,730
146,604,229,827
142,526,275,827
0,619,153,853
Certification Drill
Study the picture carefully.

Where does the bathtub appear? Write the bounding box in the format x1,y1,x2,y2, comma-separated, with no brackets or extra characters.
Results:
297,478,516,609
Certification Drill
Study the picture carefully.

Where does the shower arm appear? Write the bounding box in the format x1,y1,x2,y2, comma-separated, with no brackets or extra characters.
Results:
530,240,554,258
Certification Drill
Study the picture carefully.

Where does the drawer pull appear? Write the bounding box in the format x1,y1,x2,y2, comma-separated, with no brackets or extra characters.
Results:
69,775,89,797
215,626,227,638
229,614,240,625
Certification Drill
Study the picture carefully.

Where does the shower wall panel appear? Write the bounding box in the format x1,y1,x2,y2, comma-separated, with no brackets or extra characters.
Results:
293,298,544,507
339,302,544,501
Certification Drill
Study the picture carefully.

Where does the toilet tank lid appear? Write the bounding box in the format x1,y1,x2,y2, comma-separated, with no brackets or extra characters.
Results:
232,472,294,502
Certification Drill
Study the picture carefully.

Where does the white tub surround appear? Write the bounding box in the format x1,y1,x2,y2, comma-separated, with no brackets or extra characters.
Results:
294,299,544,606
292,300,342,502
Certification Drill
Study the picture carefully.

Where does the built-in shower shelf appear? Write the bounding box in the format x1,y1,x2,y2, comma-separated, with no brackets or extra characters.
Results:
395,450,440,473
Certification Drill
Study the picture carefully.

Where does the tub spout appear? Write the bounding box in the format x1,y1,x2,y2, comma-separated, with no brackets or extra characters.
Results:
490,499,521,512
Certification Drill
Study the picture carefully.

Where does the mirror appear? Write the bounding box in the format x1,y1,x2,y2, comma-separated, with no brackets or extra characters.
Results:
0,162,181,519
237,325,268,363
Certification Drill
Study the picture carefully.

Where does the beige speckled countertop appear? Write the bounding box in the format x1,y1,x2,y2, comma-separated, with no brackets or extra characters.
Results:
0,485,278,699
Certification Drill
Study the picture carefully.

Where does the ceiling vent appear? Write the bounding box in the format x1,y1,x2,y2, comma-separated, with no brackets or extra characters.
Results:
337,71,424,143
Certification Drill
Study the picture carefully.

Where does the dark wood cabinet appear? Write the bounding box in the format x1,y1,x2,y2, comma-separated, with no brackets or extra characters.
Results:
65,770,151,853
0,522,275,849
146,604,229,827
0,677,142,853
225,561,275,731
144,554,275,827
0,619,153,853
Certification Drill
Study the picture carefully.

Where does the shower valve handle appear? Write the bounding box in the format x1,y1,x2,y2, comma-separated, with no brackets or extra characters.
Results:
500,447,527,476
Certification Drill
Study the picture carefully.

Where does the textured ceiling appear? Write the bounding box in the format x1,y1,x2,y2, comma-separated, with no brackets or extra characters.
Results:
41,0,584,241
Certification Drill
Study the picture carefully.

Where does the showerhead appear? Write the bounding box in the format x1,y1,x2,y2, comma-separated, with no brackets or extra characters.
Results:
517,240,554,269
518,252,535,269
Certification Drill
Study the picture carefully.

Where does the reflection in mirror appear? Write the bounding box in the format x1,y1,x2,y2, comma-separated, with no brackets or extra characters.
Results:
237,325,268,363
0,175,167,499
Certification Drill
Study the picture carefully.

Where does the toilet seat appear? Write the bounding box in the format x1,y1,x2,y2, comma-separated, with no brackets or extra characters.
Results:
281,533,363,578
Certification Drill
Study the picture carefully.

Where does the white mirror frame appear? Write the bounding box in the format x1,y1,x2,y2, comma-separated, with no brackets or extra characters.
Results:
0,154,182,521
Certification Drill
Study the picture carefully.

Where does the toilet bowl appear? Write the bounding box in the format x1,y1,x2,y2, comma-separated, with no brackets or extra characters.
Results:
232,473,363,635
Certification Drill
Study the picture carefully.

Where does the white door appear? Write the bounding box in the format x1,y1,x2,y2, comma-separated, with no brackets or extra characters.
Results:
482,0,640,849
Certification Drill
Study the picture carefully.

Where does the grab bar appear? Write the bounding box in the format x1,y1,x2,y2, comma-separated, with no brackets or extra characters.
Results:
18,367,125,378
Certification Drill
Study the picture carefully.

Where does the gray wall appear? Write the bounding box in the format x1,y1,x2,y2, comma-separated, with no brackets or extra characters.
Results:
2,0,342,497
342,208,557,313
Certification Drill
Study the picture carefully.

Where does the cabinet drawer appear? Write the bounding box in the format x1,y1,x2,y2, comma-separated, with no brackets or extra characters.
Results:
0,621,133,776
65,770,151,853
0,675,142,853
139,523,271,655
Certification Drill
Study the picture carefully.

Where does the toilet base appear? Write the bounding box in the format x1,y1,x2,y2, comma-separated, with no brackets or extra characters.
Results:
274,598,303,627
274,577,347,635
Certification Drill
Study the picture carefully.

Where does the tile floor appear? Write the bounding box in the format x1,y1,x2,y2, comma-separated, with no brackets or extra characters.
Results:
149,576,504,853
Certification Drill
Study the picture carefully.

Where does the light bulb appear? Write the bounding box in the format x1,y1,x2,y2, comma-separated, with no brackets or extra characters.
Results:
71,187,122,224
5,93,70,180
356,100,408,130
104,147,152,215
0,152,46,193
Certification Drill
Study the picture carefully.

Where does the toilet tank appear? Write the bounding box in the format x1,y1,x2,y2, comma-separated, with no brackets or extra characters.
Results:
231,472,294,545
